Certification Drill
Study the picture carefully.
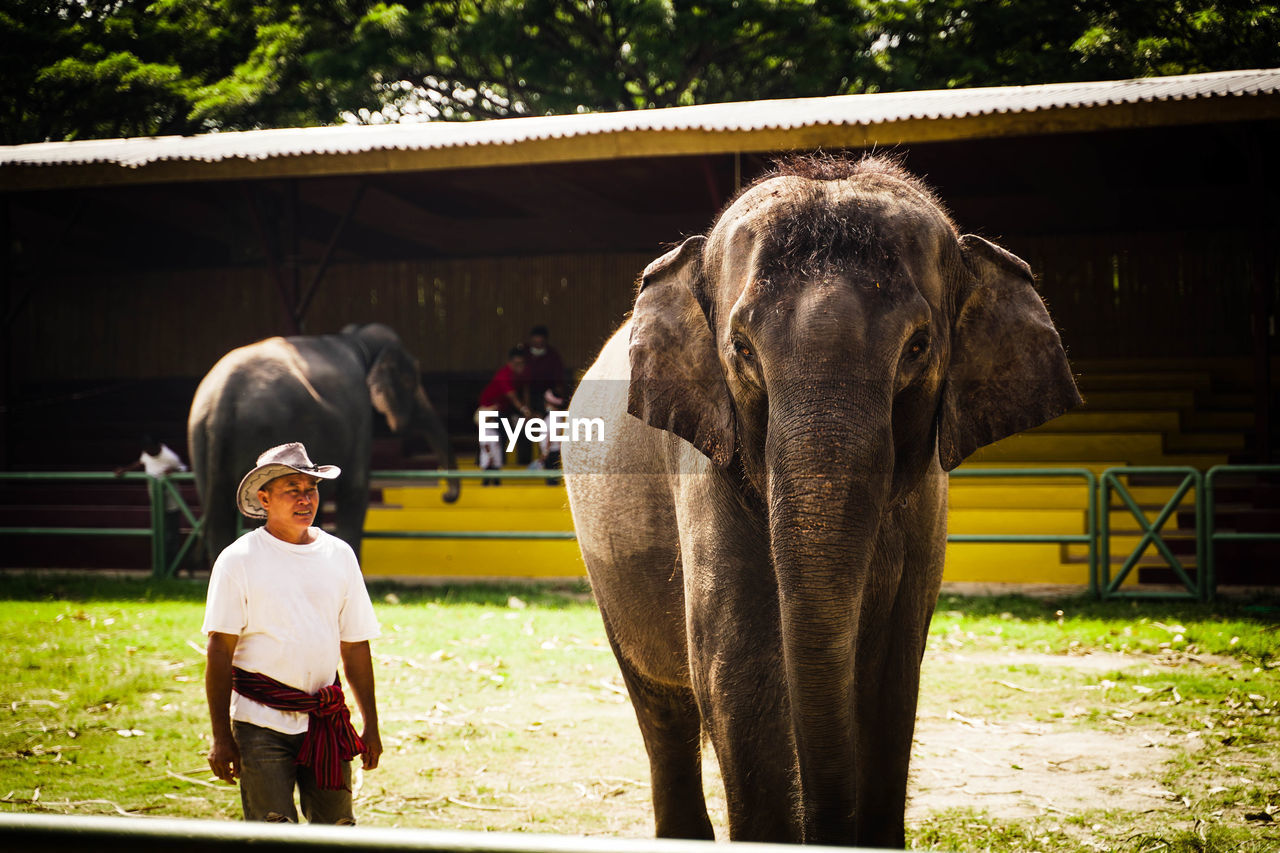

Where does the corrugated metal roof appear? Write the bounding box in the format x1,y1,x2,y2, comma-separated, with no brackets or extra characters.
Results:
3,68,1277,177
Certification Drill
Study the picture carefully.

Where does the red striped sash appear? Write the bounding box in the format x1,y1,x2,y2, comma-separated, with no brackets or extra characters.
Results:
231,667,364,791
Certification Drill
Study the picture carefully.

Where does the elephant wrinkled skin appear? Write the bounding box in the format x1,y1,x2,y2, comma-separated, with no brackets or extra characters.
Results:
562,156,1081,847
188,322,460,564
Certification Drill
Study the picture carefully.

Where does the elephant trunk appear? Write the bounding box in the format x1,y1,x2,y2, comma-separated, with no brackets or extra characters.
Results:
766,382,894,844
414,387,462,504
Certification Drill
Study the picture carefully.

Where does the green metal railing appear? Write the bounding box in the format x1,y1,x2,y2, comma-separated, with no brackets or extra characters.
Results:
1099,467,1203,601
2,465,1276,601
1204,465,1280,602
0,471,203,579
947,467,1098,598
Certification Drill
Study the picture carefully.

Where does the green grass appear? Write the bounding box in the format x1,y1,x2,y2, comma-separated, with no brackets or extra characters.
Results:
1,574,1277,852
913,593,1280,852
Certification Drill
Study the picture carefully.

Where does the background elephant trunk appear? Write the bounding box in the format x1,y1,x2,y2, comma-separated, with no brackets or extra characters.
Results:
766,390,894,844
414,387,461,503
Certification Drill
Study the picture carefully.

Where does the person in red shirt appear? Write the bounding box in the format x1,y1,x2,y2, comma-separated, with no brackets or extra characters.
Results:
521,326,567,465
476,346,530,484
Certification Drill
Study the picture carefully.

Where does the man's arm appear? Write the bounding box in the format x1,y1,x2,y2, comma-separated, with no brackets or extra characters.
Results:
340,640,382,770
205,631,240,784
113,460,143,477
503,389,531,417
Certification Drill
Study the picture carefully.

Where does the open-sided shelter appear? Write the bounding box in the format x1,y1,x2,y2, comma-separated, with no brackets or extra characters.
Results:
1,69,1276,583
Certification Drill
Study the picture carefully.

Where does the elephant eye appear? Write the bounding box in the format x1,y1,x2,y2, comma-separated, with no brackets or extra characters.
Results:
733,339,754,361
906,332,930,360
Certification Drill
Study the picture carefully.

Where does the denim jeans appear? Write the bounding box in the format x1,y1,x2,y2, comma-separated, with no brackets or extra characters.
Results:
232,720,354,824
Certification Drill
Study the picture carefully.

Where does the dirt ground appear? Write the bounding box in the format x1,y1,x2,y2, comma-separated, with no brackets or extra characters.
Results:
907,650,1193,822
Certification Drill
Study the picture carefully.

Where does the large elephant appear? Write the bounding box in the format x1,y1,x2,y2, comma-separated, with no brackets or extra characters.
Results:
562,155,1081,847
188,322,460,564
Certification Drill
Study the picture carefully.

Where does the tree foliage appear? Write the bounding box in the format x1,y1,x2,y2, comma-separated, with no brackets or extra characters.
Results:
3,0,1278,144
871,0,1280,92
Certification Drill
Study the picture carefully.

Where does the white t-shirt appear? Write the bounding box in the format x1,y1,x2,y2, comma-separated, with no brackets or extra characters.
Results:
140,444,186,478
141,444,187,510
202,527,381,735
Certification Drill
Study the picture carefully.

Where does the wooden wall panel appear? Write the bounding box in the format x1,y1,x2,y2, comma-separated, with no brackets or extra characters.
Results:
12,232,1267,386
12,266,281,383
301,252,651,376
1009,232,1259,359
14,253,651,383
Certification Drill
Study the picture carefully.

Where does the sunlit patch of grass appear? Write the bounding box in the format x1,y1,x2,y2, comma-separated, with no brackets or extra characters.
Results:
1,575,1276,848
910,807,1098,851
929,593,1280,664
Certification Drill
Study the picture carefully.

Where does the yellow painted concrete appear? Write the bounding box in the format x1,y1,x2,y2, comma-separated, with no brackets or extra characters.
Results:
361,536,1135,587
380,484,568,510
363,538,585,578
362,388,1232,585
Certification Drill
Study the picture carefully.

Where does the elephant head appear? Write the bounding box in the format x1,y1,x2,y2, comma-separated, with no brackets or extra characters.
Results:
626,155,1080,841
344,323,462,503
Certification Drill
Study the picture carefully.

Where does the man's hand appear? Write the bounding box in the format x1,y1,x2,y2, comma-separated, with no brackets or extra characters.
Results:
205,632,240,785
208,733,241,784
360,727,383,770
340,640,381,772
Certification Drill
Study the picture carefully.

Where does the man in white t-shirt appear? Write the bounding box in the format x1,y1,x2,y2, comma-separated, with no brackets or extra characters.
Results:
116,436,189,569
202,442,382,824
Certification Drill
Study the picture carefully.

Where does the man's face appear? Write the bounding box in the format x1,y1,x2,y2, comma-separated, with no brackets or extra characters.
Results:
529,334,547,353
510,355,527,374
258,473,321,534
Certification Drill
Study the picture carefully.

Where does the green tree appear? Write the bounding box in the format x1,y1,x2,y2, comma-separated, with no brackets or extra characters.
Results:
2,0,1277,144
213,1,883,123
870,0,1280,92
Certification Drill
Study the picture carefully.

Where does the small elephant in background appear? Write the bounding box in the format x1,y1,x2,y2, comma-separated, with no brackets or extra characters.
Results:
563,155,1081,847
188,322,460,564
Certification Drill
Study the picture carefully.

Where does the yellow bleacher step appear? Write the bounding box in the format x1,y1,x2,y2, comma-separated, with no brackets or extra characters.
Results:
950,507,1189,531
379,484,568,510
1186,410,1255,431
363,538,1100,586
364,538,585,578
948,509,1085,534
1037,410,1182,433
941,542,1101,585
952,458,1131,471
1076,371,1214,392
1078,390,1198,410
971,433,1227,468
1164,431,1246,453
366,507,573,532
948,482,1176,509
1065,536,1197,563
974,432,1158,461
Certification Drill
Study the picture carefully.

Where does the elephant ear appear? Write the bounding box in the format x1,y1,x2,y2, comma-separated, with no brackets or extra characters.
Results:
627,236,736,468
368,345,420,434
937,235,1082,471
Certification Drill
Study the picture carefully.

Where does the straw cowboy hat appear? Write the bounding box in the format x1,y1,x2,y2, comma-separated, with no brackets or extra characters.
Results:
236,442,341,519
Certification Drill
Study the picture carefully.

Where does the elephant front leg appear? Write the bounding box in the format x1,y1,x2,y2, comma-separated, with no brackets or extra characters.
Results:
686,563,801,842
853,511,945,848
601,612,714,840
852,630,922,848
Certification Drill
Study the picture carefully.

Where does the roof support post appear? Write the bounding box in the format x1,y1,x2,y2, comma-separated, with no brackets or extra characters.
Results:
1245,130,1276,463
1251,242,1275,463
701,156,723,210
242,183,302,336
0,195,11,469
296,181,366,331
